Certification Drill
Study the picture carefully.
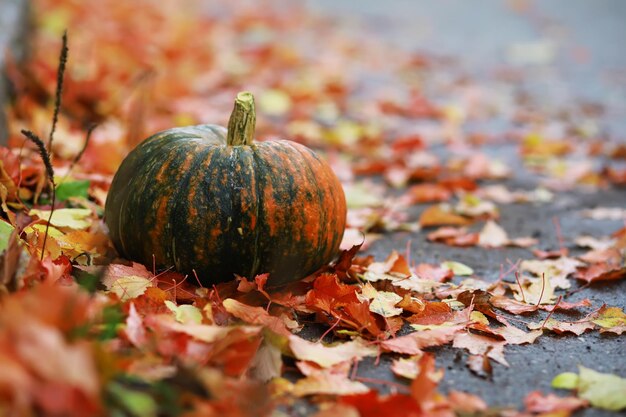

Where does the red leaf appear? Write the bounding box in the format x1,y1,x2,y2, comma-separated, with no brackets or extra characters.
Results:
575,263,626,283
222,298,292,337
410,354,442,406
339,391,422,417
305,274,382,337
125,302,147,347
524,391,589,413
380,325,465,354
407,183,452,203
414,263,454,282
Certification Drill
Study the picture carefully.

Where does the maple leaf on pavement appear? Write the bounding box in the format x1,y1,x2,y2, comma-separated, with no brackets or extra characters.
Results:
381,324,466,355
288,336,377,368
223,298,292,337
524,391,588,413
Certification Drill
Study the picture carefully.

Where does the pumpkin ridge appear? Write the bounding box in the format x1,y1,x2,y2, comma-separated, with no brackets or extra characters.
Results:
249,147,263,279
169,145,214,272
283,141,327,272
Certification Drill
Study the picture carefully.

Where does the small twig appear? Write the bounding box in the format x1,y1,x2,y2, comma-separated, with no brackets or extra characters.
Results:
21,130,56,261
317,318,341,343
48,30,69,151
192,269,204,288
212,284,223,303
541,295,562,329
536,272,546,306
514,271,526,303
350,357,359,380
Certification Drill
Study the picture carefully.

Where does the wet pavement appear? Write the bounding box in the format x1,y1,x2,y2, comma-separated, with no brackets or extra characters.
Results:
300,1,626,415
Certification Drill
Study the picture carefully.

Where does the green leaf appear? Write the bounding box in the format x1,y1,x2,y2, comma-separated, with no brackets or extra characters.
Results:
578,366,626,411
107,381,157,417
552,372,579,389
56,180,90,202
441,261,474,276
165,300,203,324
73,269,100,294
100,304,125,341
0,220,15,253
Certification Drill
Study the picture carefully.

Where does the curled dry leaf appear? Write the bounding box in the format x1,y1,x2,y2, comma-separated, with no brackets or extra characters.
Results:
528,319,595,336
288,336,377,368
380,324,466,355
222,298,292,337
453,332,509,366
524,391,589,413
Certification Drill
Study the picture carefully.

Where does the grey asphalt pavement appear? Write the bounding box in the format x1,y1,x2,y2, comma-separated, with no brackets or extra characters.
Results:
300,1,626,415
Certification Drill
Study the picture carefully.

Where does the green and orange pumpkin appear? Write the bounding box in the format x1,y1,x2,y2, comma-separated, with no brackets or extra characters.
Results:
105,92,346,286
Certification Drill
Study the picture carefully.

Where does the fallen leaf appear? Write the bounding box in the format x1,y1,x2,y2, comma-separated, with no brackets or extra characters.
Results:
291,363,370,397
29,208,93,230
512,274,556,305
453,332,508,366
381,324,465,355
521,257,583,289
524,391,588,413
289,336,377,368
478,221,509,248
107,276,154,301
467,353,492,378
441,261,474,276
591,306,626,333
0,220,16,253
560,367,626,411
390,355,422,379
338,391,421,416
575,263,626,283
448,390,488,413
125,302,147,348
552,372,579,389
414,263,454,282
491,295,539,314
528,319,595,336
249,339,283,382
222,298,292,337
419,204,471,227
492,325,542,345
164,300,203,325
360,284,403,317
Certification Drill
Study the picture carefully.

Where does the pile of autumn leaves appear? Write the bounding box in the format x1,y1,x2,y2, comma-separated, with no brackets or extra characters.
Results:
1,215,625,416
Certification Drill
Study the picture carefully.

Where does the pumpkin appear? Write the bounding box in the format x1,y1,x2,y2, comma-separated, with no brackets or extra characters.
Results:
105,92,346,286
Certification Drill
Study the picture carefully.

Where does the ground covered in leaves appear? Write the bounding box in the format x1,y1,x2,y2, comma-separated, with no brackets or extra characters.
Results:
1,1,625,416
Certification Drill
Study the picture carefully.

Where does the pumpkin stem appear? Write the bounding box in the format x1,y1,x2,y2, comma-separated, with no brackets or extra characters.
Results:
227,91,256,146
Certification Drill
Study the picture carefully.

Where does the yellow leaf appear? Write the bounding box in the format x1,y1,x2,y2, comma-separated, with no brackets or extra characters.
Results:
29,208,93,230
369,291,403,318
288,336,377,368
592,307,626,329
165,301,203,324
470,311,490,326
108,276,153,301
